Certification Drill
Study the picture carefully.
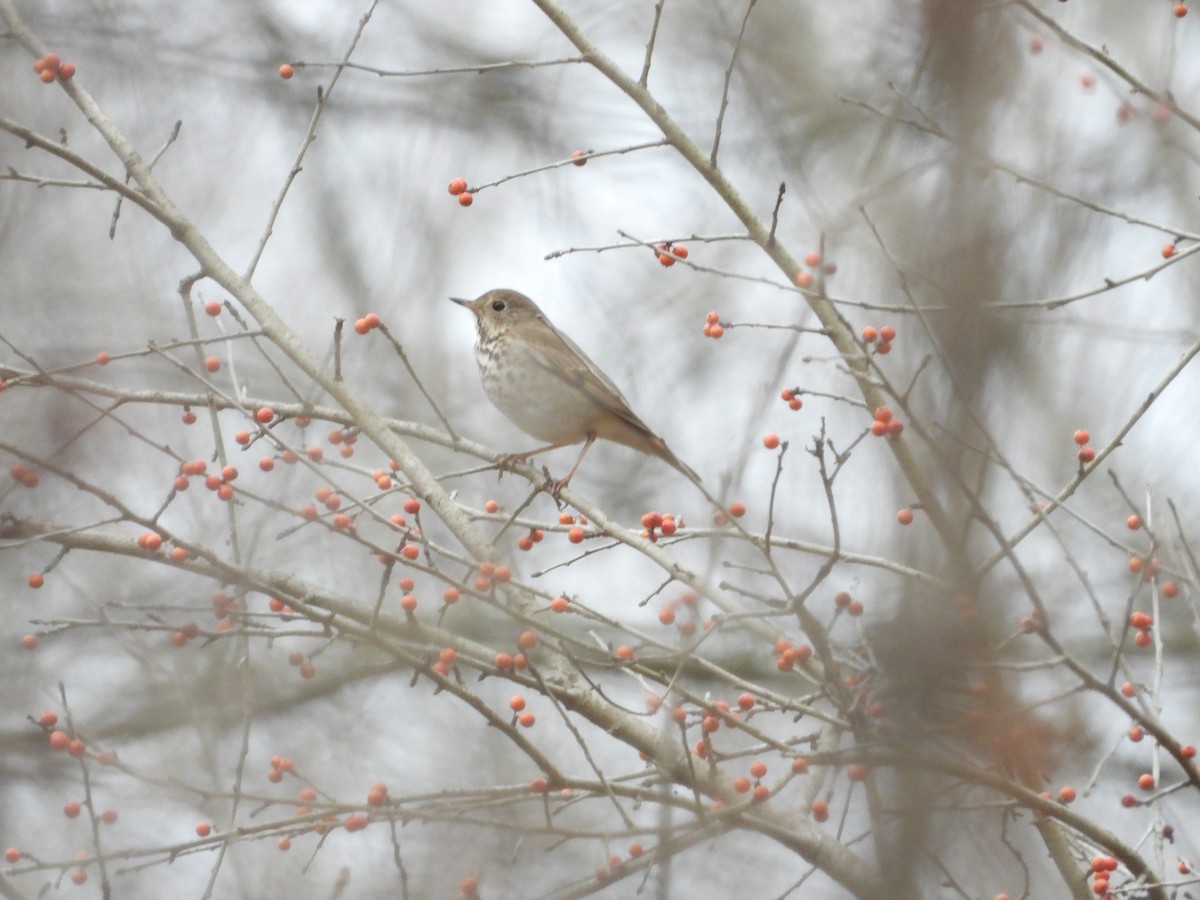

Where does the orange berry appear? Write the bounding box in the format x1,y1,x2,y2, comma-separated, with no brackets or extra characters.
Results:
811,800,829,822
403,497,421,514
1126,514,1142,530
706,323,724,338
804,251,822,267
95,350,111,365
733,776,751,793
204,300,222,316
673,244,689,259
874,340,892,355
570,149,588,166
737,693,755,711
458,191,474,207
873,405,893,423
1138,773,1155,791
40,52,62,72
278,63,294,79
1057,785,1076,804
509,695,526,712
705,310,719,324
1073,429,1090,445
880,325,896,342
1078,446,1095,463
1176,3,1188,16
448,178,467,195
657,253,675,267
728,501,746,518
847,763,869,782
1120,681,1136,697
615,645,635,661
658,607,675,625
1162,580,1180,598
861,326,878,343
568,526,585,543
518,712,535,727
763,433,780,449
870,420,888,436
791,756,809,774
442,587,460,604
38,68,56,83
794,270,813,288
4,848,20,863
897,507,914,526
255,407,274,424
749,761,767,778
27,573,44,588
57,61,76,80
549,596,569,613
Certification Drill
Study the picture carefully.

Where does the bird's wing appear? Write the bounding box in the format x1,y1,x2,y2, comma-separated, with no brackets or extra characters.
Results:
526,313,648,421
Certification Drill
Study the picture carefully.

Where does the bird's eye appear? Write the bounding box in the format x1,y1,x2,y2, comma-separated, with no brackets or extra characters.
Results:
491,299,507,312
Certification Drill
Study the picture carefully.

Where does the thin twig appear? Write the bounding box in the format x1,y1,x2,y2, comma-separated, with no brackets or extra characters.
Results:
638,0,666,87
768,182,785,245
243,0,381,281
710,0,758,167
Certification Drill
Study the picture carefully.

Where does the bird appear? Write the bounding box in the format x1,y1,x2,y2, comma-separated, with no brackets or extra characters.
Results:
451,288,699,492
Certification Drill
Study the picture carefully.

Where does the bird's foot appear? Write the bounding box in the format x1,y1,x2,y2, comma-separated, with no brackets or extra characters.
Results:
494,453,530,476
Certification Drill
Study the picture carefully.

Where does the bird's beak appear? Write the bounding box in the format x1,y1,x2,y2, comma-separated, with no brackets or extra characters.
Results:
449,296,472,308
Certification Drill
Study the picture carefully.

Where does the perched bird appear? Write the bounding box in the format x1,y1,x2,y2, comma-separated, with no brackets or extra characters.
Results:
451,289,699,491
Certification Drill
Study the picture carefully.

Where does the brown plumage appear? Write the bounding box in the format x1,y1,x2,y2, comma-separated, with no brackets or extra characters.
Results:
452,289,699,487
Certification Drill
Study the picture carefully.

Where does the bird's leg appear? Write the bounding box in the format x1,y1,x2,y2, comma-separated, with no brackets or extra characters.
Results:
495,441,571,474
547,433,596,500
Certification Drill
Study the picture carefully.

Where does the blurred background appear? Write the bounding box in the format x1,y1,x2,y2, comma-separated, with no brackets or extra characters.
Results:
3,0,1200,896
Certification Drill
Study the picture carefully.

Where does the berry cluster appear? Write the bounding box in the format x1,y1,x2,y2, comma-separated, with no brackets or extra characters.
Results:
654,242,688,267
702,310,723,339
447,177,473,207
32,52,75,83
869,405,903,438
640,510,680,542
1073,428,1095,463
860,325,896,355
